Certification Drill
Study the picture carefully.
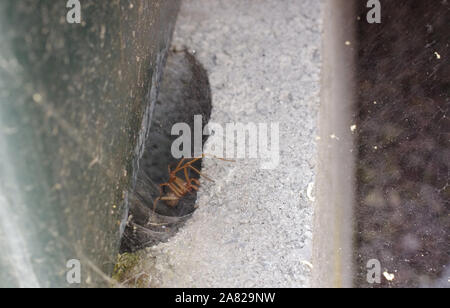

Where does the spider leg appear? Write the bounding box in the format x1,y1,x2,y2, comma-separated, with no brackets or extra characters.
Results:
152,183,167,213
160,196,179,201
182,170,201,187
188,165,214,182
159,183,170,193
175,158,186,171
153,197,161,212
167,182,184,197
201,153,235,162
182,167,191,185
186,178,200,191
190,178,201,186
173,157,202,174
182,166,199,191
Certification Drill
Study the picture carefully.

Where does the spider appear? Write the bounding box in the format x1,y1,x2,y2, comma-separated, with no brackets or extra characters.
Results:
152,154,232,211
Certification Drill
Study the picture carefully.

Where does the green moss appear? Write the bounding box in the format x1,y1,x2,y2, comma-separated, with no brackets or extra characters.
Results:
112,252,149,288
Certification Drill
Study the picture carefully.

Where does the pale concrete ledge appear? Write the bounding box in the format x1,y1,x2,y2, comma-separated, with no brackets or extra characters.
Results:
312,0,357,288
141,0,324,288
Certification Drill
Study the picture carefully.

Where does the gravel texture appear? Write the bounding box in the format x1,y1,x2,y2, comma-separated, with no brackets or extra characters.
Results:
143,0,323,288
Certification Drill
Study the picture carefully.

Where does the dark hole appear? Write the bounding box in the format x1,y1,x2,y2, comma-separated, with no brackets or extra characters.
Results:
120,49,212,253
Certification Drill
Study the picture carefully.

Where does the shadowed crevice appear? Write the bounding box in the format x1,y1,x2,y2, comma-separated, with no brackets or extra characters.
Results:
120,49,212,253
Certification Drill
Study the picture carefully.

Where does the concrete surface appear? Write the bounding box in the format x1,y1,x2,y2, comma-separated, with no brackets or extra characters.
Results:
313,0,356,288
144,0,323,287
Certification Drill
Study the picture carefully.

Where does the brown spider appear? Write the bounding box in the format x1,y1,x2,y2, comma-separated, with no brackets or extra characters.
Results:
152,154,232,211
